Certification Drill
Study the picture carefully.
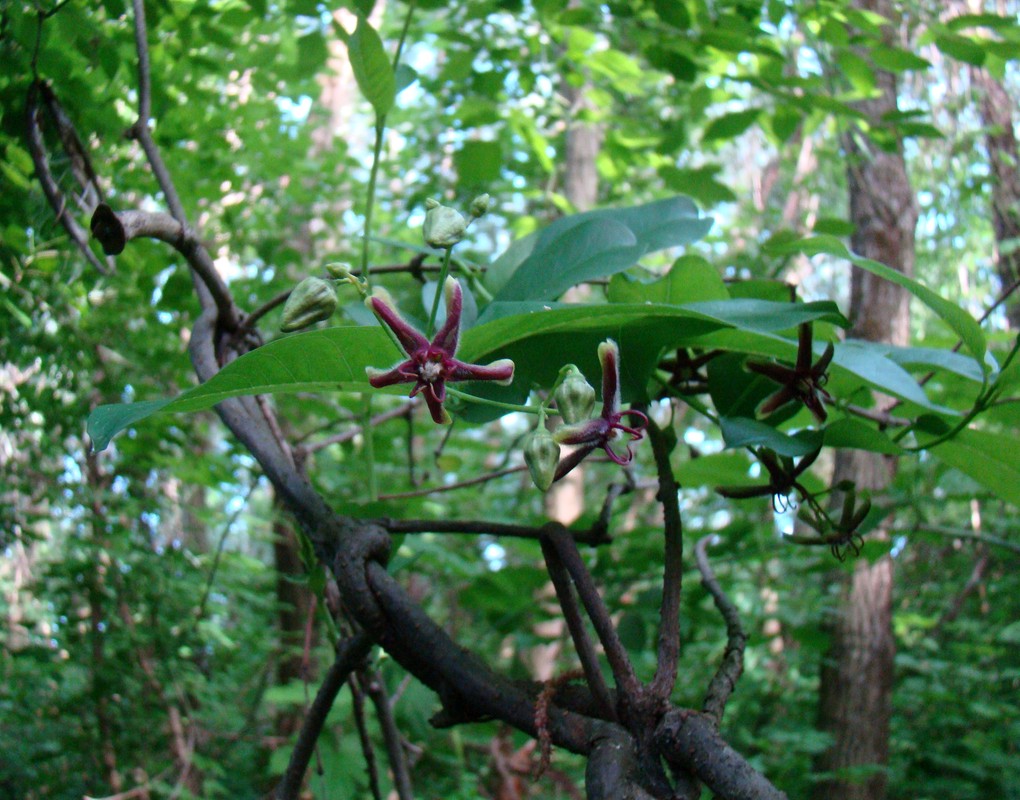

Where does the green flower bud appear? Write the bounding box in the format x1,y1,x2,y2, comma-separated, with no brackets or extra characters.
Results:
325,262,353,279
281,277,337,332
555,365,596,424
423,202,467,249
524,429,561,492
469,193,492,218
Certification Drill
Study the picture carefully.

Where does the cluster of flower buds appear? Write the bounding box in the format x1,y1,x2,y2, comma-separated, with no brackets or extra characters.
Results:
524,340,648,492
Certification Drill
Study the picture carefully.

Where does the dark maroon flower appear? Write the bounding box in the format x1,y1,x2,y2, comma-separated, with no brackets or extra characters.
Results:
365,277,515,424
746,323,833,423
553,339,648,481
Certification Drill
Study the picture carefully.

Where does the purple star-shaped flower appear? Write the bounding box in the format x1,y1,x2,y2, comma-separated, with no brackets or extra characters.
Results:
365,277,515,424
552,339,648,481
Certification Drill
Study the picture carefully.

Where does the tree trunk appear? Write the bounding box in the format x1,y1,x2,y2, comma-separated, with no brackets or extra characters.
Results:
543,80,602,526
970,65,1020,328
812,1,918,797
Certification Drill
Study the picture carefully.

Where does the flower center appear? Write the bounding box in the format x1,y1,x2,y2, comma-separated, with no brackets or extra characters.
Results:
419,358,444,383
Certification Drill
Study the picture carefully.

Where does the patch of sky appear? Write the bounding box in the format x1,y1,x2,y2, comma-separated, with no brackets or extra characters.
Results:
483,541,507,571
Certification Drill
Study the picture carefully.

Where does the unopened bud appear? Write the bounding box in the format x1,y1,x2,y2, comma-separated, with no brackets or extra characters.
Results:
423,202,467,249
325,262,353,279
524,429,561,492
469,193,492,218
281,277,337,332
555,365,596,424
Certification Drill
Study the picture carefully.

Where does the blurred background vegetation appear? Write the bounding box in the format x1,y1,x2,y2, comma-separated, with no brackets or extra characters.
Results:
1,0,1019,797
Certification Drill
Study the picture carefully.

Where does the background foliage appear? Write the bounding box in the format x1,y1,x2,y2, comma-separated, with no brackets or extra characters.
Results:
2,0,1019,798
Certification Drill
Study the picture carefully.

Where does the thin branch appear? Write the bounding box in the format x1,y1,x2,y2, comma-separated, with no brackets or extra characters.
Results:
907,524,1020,556
129,0,183,221
365,671,414,800
540,537,617,722
378,517,609,547
935,545,989,632
540,524,641,710
647,418,684,701
240,289,291,332
838,401,911,428
90,204,239,328
299,401,417,456
195,479,258,622
350,672,384,800
695,535,746,726
588,480,630,545
25,81,110,274
378,465,527,500
378,455,621,502
125,0,240,328
276,632,374,800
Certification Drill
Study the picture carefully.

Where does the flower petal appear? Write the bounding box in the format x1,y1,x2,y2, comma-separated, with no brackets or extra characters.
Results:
554,417,611,447
367,290,429,355
597,339,622,417
553,443,597,483
601,440,636,465
432,276,463,355
447,357,515,386
422,389,451,424
366,362,417,389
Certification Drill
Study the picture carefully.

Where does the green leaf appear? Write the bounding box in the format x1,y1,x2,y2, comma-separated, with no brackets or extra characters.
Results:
676,452,757,489
870,46,931,72
345,16,396,117
935,34,986,66
607,256,728,305
916,417,1020,506
720,416,823,458
836,50,875,94
455,140,503,185
486,196,713,302
658,165,737,205
88,300,847,449
822,418,903,455
88,326,395,451
765,235,987,366
702,109,761,143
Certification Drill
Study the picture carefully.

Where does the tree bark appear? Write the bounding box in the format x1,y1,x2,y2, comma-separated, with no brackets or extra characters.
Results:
812,2,917,798
970,66,1020,327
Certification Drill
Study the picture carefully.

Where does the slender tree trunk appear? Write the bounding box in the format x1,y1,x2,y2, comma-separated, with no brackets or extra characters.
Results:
543,80,603,526
813,2,918,798
969,66,1020,327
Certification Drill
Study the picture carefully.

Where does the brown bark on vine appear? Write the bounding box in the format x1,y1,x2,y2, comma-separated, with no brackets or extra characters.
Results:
812,2,917,798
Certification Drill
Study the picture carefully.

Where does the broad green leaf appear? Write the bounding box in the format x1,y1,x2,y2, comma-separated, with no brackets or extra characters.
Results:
89,300,847,449
486,196,713,302
675,452,757,490
707,352,797,423
702,109,761,143
830,340,953,413
455,140,503,184
916,417,1020,506
836,50,875,94
607,256,728,305
88,326,396,451
345,16,396,117
870,46,931,72
720,416,823,457
658,165,737,205
822,418,903,455
765,235,987,366
935,34,986,66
